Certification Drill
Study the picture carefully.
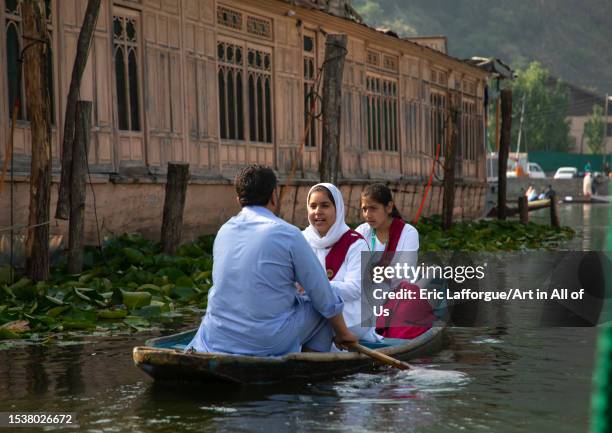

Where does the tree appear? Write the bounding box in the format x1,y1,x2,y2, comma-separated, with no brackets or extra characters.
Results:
22,0,52,282
55,0,102,220
584,104,605,154
508,61,572,152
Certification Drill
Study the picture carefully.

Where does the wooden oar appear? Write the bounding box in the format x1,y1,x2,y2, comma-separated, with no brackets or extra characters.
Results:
349,343,410,370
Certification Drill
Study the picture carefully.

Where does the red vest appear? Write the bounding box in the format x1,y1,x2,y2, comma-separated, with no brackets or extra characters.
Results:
325,230,364,280
375,219,433,339
378,217,405,267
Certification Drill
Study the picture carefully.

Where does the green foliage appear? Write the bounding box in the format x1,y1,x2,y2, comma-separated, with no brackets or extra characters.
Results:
0,234,215,340
584,104,605,154
416,215,575,252
509,62,572,152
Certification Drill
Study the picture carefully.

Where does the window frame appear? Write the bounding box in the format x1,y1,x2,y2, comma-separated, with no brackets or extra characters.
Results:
4,0,56,125
302,28,318,148
366,72,399,153
112,7,143,133
216,33,274,145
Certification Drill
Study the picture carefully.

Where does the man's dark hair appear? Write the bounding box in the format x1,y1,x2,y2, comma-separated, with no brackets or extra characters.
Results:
235,165,278,207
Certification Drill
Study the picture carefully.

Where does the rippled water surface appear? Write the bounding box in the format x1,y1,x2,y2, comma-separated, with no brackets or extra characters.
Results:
0,202,610,433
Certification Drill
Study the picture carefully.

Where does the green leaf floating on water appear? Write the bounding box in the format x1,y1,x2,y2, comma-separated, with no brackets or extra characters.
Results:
8,278,34,301
122,247,145,265
47,306,70,317
137,284,161,294
133,305,163,319
0,327,21,340
97,308,128,319
121,290,152,310
124,315,151,331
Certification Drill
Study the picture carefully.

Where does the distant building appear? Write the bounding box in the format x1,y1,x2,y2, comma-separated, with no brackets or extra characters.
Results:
547,77,612,154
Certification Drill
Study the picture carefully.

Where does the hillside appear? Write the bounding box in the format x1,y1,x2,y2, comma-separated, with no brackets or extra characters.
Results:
353,0,612,94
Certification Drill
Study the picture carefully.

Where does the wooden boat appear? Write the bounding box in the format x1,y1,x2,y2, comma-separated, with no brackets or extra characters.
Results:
133,326,446,385
562,195,610,204
487,198,552,217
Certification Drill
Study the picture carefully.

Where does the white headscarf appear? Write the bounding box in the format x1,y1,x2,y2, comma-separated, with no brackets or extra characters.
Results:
303,183,350,249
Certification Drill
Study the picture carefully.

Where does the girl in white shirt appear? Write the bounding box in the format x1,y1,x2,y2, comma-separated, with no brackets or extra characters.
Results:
302,183,380,342
355,183,419,253
356,183,433,339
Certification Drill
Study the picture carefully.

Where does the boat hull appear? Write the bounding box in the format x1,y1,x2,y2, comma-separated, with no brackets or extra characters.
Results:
133,327,446,385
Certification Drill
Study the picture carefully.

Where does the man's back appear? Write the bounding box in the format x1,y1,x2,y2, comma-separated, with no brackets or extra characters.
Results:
191,206,342,356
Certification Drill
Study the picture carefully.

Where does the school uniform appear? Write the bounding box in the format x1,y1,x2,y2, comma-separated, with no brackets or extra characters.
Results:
357,218,434,339
303,183,380,343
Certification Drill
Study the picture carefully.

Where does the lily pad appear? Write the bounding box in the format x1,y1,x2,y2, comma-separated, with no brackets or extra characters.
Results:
97,308,128,319
121,290,152,310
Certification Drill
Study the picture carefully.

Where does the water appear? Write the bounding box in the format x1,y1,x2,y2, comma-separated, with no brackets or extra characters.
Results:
0,203,610,433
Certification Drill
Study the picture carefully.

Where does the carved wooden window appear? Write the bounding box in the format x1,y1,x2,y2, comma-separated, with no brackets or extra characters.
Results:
217,41,245,140
217,40,272,143
217,6,242,30
366,50,380,67
382,54,398,72
5,0,54,122
430,91,447,156
366,75,398,152
113,14,141,131
247,15,272,39
303,32,317,148
247,47,272,143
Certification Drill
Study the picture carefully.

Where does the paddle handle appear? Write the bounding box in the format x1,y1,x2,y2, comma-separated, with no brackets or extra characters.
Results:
349,343,410,370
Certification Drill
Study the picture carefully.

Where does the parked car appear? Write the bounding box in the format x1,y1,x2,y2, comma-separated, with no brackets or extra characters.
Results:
528,162,546,179
553,167,578,179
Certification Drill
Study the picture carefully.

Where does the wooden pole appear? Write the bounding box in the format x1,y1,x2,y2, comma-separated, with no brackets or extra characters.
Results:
518,195,528,224
495,98,501,151
319,34,348,184
55,0,102,220
349,343,410,370
22,0,52,282
549,192,560,228
497,89,512,220
68,101,91,274
442,92,460,230
161,163,190,254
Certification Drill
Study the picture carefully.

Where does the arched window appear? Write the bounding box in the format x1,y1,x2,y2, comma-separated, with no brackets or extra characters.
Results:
128,49,140,131
217,41,248,141
217,40,272,144
5,1,55,122
113,14,141,131
248,73,256,141
6,21,23,120
114,46,128,130
218,69,227,139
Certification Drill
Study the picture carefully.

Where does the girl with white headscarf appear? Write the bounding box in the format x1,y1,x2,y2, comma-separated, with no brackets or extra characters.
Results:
302,183,380,343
